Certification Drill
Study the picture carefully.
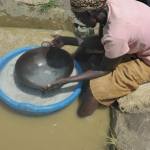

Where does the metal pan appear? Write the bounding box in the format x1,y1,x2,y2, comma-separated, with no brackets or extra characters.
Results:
14,46,74,91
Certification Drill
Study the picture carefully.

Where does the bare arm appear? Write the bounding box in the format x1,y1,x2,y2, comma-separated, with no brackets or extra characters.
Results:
49,55,124,89
61,36,79,46
64,55,123,82
44,35,104,51
41,36,80,48
62,35,104,51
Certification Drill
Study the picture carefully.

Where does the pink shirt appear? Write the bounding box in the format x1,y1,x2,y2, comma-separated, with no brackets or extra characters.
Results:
102,0,150,66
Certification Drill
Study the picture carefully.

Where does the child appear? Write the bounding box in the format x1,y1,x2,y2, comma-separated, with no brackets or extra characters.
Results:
49,0,150,117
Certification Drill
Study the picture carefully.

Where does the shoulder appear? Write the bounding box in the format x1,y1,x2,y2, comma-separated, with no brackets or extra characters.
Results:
103,20,130,43
101,34,129,59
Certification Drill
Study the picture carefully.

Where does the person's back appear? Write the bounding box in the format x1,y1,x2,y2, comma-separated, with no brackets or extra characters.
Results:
102,0,150,65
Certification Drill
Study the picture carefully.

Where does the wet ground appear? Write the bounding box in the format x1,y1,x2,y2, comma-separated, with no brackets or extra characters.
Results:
0,27,109,150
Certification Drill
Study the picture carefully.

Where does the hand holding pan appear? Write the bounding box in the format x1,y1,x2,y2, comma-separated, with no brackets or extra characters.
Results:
41,35,65,48
44,70,107,91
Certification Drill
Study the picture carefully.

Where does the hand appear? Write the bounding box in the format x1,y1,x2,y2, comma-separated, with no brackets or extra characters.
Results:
41,35,64,48
46,78,68,91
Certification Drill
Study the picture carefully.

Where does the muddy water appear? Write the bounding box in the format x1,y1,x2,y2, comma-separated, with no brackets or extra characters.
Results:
0,27,109,150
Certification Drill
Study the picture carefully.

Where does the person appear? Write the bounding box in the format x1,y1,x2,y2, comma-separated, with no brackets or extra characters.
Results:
46,0,150,117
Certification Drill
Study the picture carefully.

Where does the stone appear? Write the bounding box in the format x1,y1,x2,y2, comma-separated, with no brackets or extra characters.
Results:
118,83,150,113
109,83,150,150
15,0,49,5
110,107,150,150
0,0,73,30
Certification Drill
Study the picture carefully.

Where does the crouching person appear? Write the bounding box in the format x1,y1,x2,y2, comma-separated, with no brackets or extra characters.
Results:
48,0,150,117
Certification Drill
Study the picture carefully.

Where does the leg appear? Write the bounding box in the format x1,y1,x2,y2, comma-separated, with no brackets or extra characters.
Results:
90,59,150,109
73,36,104,117
77,82,99,117
77,81,116,117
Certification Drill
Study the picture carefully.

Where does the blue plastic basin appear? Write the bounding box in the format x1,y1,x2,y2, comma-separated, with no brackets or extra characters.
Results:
0,46,82,115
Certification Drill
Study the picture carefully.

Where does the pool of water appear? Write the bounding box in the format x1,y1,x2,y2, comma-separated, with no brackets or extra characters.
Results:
0,27,109,150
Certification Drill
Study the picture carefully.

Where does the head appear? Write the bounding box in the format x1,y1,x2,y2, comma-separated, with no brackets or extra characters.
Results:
70,0,107,27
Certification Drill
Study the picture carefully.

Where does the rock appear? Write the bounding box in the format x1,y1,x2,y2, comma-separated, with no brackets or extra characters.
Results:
0,0,74,30
110,107,150,150
118,83,150,113
109,83,150,150
15,0,71,9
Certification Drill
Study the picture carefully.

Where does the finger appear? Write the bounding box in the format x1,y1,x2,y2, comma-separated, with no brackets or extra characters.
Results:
41,41,52,47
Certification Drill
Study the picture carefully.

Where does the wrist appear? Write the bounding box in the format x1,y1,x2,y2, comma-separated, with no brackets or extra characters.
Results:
60,36,67,45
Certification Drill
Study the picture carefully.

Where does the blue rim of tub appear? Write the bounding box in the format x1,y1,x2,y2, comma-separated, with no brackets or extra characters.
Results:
0,46,82,115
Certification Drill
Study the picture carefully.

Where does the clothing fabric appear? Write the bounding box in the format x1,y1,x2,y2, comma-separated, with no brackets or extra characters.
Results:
102,0,150,66
70,0,106,12
90,58,150,105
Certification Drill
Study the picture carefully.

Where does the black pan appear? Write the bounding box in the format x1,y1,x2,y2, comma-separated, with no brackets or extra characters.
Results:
14,46,74,91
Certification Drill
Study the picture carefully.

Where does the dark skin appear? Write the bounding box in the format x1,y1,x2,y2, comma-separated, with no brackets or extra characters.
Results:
46,7,124,117
138,0,150,5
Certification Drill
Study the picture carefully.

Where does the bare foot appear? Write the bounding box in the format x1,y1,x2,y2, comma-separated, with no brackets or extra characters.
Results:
77,86,99,117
